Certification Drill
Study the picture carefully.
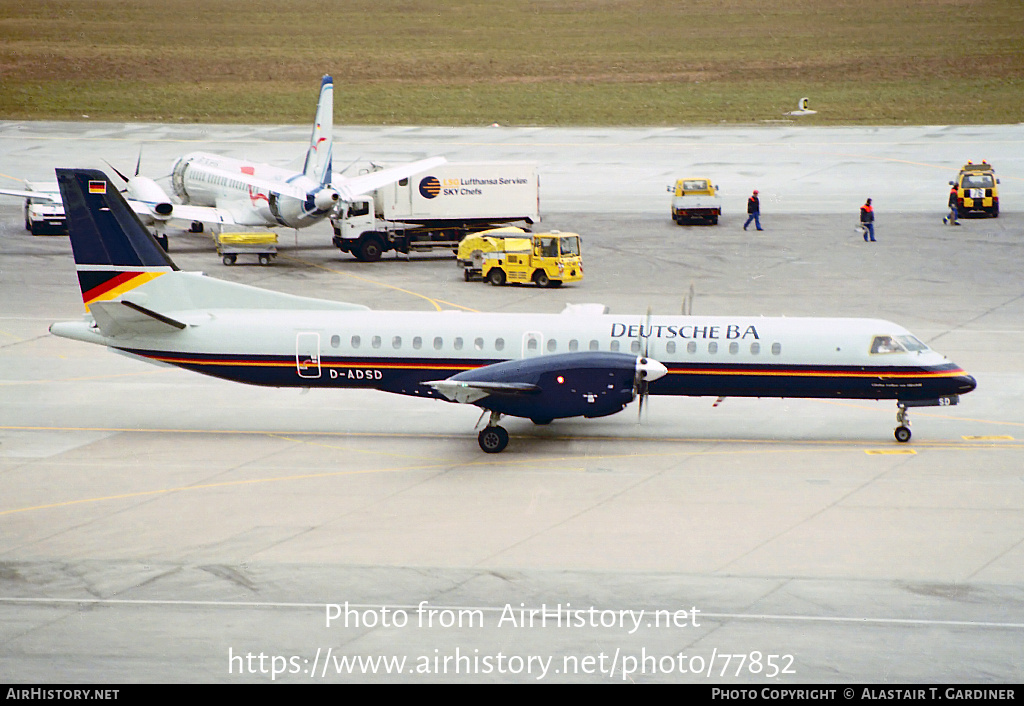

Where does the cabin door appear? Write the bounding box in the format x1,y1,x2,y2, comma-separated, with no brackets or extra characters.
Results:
296,332,321,379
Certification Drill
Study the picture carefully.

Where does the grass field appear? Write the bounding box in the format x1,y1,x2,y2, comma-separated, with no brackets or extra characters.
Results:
1,0,1021,125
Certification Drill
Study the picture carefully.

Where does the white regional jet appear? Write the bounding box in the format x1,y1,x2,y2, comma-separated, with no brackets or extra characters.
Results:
1,76,444,246
50,168,977,452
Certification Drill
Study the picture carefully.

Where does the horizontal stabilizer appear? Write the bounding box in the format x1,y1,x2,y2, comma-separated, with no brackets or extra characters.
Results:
423,379,540,404
90,300,186,337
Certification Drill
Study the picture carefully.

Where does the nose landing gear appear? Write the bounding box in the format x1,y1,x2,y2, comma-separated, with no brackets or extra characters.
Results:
895,403,912,443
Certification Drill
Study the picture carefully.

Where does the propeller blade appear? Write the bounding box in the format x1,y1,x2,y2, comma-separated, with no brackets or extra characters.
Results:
103,160,131,185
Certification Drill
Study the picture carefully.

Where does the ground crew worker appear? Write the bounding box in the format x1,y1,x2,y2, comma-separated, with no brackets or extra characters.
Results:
743,190,762,231
860,198,875,242
943,186,961,225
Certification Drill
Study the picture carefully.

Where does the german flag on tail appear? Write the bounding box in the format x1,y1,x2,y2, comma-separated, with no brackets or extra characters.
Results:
55,169,177,309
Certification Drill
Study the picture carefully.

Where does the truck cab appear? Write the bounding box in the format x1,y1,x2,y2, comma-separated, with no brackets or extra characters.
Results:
950,161,999,218
458,228,583,287
669,178,722,225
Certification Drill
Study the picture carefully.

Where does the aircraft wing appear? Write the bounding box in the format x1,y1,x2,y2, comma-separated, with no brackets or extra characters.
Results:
0,187,59,202
421,351,665,421
128,200,239,228
332,157,447,202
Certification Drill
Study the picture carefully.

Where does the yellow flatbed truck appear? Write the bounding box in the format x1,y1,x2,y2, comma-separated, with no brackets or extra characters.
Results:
668,178,722,225
457,228,583,287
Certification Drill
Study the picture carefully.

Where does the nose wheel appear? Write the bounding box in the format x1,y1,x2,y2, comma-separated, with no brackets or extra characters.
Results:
477,411,509,453
895,404,912,443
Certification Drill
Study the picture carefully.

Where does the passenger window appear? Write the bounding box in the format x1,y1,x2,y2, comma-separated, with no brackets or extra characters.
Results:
433,337,443,350
729,342,739,354
350,335,360,349
392,336,401,349
372,336,381,349
454,337,464,351
589,340,599,351
569,339,579,352
771,342,782,355
474,337,484,351
666,341,675,354
330,335,340,348
413,336,422,350
708,342,718,354
687,341,697,354
547,339,557,352
610,340,620,352
630,340,641,354
750,342,760,355
495,338,505,351
527,338,538,351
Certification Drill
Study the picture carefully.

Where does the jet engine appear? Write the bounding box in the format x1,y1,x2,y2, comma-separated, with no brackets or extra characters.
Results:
313,187,340,212
126,176,175,219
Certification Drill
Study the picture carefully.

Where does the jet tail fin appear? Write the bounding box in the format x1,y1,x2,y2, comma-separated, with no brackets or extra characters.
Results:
56,168,177,312
303,75,334,185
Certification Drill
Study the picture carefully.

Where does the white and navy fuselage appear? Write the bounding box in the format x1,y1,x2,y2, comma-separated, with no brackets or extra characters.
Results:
54,305,976,409
49,167,977,442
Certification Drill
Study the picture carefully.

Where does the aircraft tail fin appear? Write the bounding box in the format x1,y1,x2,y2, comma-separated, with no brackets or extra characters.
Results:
303,74,334,186
56,168,178,312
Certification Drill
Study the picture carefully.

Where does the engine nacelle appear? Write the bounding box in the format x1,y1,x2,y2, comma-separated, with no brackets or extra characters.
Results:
444,352,665,421
126,176,174,219
314,188,340,212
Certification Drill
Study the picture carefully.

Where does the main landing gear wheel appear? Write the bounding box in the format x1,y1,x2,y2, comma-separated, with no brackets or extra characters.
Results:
894,403,912,443
478,426,509,453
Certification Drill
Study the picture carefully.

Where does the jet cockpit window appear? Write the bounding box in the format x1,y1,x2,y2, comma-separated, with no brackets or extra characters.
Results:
870,335,905,354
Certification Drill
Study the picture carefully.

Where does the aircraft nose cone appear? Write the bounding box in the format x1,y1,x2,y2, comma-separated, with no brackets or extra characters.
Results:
959,374,977,394
637,357,668,382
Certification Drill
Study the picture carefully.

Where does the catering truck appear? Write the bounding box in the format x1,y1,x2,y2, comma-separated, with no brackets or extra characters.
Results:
331,162,540,261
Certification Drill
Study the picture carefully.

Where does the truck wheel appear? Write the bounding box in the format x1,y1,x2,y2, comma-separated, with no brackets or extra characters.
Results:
359,237,384,262
533,270,550,287
29,221,41,235
710,216,719,225
488,268,506,286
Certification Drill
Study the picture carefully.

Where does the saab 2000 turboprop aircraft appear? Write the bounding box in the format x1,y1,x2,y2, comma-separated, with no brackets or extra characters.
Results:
1,76,444,245
50,169,977,452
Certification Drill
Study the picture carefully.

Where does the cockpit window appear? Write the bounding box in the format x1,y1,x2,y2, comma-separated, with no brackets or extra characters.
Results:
896,335,928,352
870,335,904,354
